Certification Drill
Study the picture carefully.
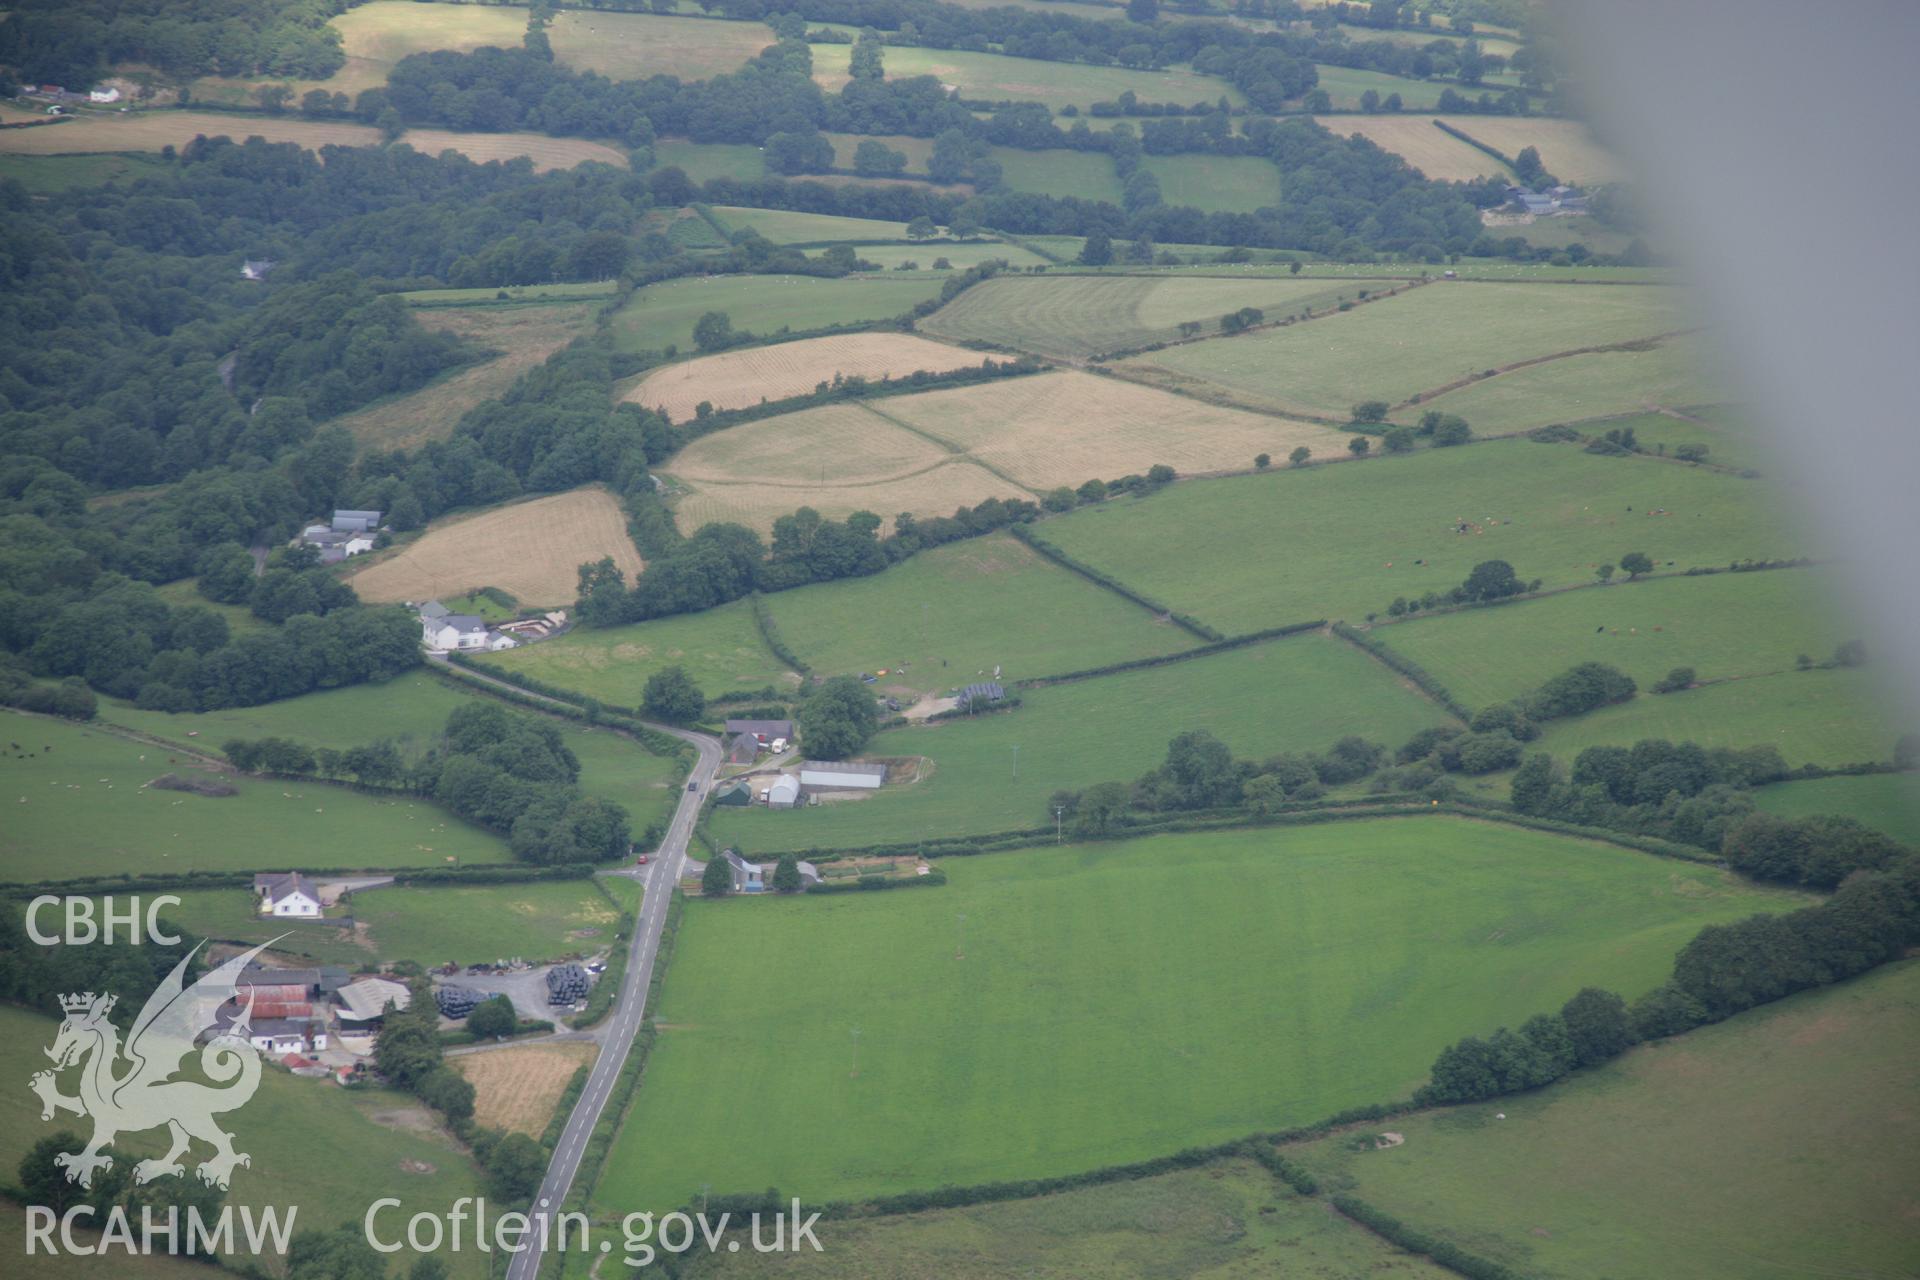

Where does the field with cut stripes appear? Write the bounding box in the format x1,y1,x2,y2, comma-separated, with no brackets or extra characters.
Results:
620,333,998,420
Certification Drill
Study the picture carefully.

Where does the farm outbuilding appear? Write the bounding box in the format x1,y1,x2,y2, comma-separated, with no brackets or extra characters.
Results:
725,718,793,745
712,781,752,807
724,732,761,764
766,775,801,808
724,850,766,893
799,761,887,790
957,681,1005,710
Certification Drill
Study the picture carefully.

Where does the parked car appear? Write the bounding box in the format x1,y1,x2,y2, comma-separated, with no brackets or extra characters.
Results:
687,780,698,791
636,854,650,865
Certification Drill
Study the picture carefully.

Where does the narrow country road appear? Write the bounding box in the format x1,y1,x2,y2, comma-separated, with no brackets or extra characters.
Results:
428,655,721,1280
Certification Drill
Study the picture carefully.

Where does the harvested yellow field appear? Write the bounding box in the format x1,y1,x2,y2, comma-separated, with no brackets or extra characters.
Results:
547,12,774,80
400,128,628,171
0,112,625,171
668,461,1028,537
335,303,598,452
453,1041,598,1137
345,486,645,607
666,403,952,486
622,334,998,421
875,370,1341,489
0,111,379,155
1430,117,1626,186
1316,115,1506,181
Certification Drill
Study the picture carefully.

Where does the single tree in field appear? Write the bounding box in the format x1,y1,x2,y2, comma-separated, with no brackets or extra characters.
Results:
642,665,704,723
1348,436,1371,456
692,310,733,352
1351,400,1390,424
1254,453,1271,469
1461,559,1524,601
1619,551,1654,579
773,854,803,893
467,994,516,1039
1289,445,1311,466
1078,228,1113,266
799,674,881,759
702,855,732,897
1595,563,1616,583
1288,259,1303,274
1383,426,1416,452
905,215,937,240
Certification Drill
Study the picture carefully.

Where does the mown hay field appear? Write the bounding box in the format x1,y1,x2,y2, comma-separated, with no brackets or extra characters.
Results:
824,131,937,174
400,128,629,171
621,333,997,420
345,485,645,607
685,1159,1454,1280
665,402,950,485
1037,441,1797,636
808,43,1246,111
1388,332,1726,438
761,532,1193,695
0,151,168,192
873,369,1342,489
1435,116,1627,186
601,817,1798,1208
545,10,773,80
1290,959,1920,1280
0,1004,491,1279
708,629,1454,852
0,709,510,883
1118,281,1689,418
1370,569,1855,710
336,302,598,452
668,459,1028,537
1139,153,1283,213
920,273,1367,358
609,273,947,353
1755,773,1920,844
456,1041,600,1137
477,596,799,704
850,240,1048,269
1316,114,1510,180
1535,666,1910,769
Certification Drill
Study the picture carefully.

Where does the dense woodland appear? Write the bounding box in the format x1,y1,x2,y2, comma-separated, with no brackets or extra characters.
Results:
0,0,353,86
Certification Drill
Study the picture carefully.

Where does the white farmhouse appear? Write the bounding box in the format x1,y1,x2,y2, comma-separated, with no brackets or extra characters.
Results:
88,86,121,104
253,872,322,918
422,612,490,650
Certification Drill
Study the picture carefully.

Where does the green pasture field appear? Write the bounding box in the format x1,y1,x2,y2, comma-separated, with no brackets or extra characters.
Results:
852,240,1048,270
824,132,936,174
760,533,1193,696
0,1002,489,1277
0,152,168,193
398,281,617,306
1369,569,1854,710
809,44,1247,112
1309,65,1453,110
652,139,766,183
707,628,1454,853
1117,281,1688,418
1499,212,1639,257
137,879,625,968
1038,441,1794,637
152,577,271,636
0,709,511,883
1139,153,1283,213
600,817,1799,1208
1290,959,1920,1280
709,205,936,244
686,1159,1452,1280
608,274,946,353
920,273,1364,358
544,10,773,81
478,596,797,705
94,671,681,831
987,147,1124,202
1534,667,1913,770
2,1195,214,1280
1755,773,1920,844
1389,334,1729,440
1329,21,1522,59
1598,407,1767,474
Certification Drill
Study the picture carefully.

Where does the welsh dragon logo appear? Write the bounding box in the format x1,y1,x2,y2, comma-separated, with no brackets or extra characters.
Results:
29,942,276,1190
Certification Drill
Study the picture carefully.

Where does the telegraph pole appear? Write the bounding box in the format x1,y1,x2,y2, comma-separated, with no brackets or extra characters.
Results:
1054,806,1065,844
1011,744,1019,780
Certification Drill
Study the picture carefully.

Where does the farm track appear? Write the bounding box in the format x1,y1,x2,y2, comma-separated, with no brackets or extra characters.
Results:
856,401,1047,497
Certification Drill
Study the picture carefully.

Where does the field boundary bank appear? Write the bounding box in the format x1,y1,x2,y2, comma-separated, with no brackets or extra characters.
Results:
1016,618,1328,688
1397,326,1703,412
729,799,1726,868
1008,523,1221,640
1091,276,1427,367
1329,621,1474,721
